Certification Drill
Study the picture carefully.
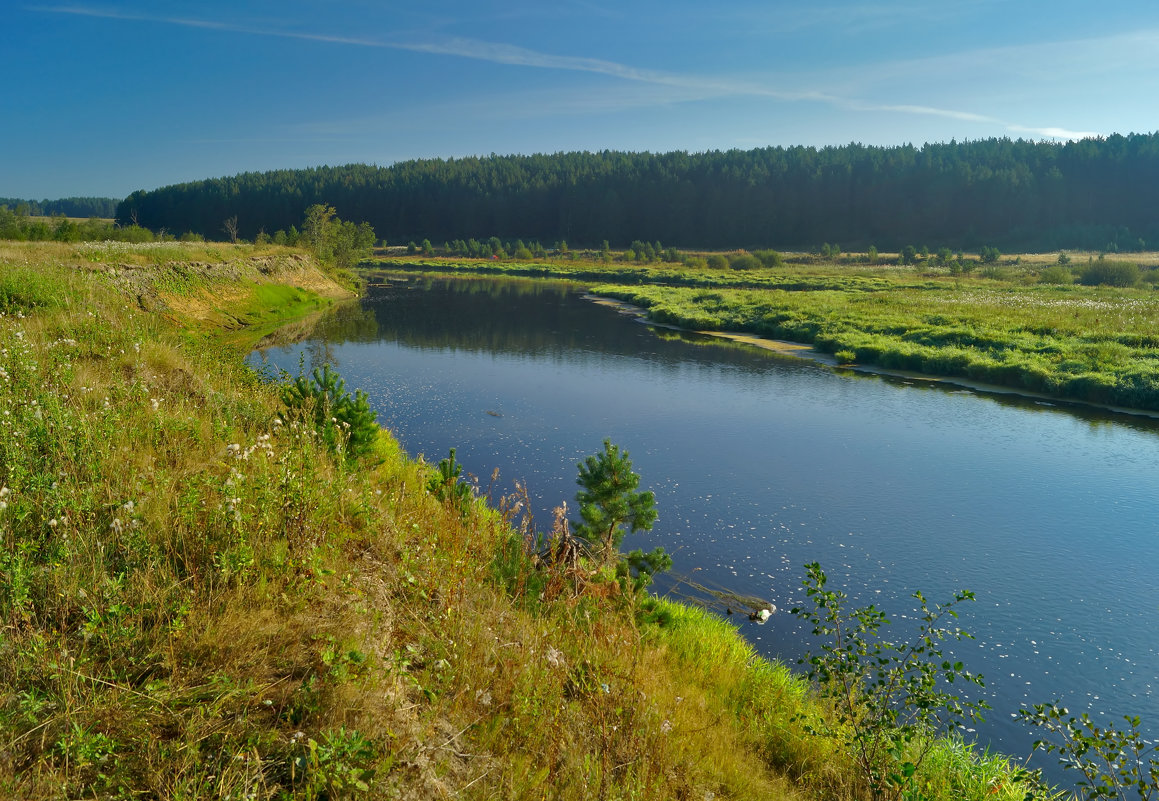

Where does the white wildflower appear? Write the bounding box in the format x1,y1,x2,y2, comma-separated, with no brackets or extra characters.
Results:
546,646,565,668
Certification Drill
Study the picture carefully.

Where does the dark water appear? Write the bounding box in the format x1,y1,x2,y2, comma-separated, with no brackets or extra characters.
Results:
252,275,1159,781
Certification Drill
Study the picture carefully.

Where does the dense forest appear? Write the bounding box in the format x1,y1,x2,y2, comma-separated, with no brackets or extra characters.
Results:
0,196,118,218
116,134,1159,252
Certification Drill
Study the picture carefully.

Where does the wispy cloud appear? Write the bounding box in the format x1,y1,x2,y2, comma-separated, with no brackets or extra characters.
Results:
33,4,1102,141
722,0,1001,37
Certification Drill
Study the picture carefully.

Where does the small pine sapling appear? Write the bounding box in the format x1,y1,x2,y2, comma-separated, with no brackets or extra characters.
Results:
280,364,378,461
427,448,473,514
573,440,668,590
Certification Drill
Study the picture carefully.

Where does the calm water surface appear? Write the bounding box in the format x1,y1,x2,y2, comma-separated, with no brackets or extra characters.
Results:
252,275,1159,780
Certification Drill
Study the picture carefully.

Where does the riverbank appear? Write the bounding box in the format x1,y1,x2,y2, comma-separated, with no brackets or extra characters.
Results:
0,242,1046,799
588,292,1159,421
369,254,1159,414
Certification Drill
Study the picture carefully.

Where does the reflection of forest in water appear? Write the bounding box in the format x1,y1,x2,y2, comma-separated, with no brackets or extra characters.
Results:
280,274,1159,437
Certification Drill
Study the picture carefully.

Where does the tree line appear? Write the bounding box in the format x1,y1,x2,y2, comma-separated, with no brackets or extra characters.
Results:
115,134,1159,252
0,197,118,218
0,204,153,243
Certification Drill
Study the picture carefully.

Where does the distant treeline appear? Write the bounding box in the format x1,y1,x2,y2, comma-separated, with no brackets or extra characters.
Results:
1,197,118,218
0,204,153,243
117,134,1159,252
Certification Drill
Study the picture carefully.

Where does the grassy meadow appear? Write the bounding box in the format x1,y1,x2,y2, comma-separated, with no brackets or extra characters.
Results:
376,250,1159,412
0,241,1061,799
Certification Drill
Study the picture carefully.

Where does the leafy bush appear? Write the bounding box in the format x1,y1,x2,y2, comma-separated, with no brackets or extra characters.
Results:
753,249,784,267
1038,264,1073,284
1019,702,1159,800
302,204,377,269
706,254,729,270
793,563,990,801
1079,258,1140,287
729,254,761,271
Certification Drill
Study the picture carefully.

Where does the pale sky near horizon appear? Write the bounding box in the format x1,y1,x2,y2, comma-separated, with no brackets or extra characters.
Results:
4,1,1159,200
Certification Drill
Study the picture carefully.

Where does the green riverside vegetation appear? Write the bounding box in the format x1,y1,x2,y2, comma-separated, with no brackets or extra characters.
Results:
375,249,1159,413
0,239,1065,799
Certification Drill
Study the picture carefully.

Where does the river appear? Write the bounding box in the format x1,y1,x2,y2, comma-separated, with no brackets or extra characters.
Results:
251,273,1159,783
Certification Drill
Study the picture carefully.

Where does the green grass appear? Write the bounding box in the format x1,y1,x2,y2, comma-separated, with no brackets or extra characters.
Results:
591,281,1159,410
0,242,1062,800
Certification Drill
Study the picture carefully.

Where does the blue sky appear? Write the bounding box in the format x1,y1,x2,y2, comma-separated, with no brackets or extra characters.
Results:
4,1,1159,200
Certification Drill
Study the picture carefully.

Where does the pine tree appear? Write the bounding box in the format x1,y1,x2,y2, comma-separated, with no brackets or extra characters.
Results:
573,440,668,590
280,364,378,461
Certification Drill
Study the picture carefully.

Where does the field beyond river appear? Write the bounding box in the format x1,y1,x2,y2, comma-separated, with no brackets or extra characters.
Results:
377,248,1159,414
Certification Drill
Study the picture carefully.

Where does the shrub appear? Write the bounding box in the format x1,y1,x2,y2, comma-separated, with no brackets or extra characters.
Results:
1039,265,1073,284
706,254,729,270
1019,702,1159,800
729,254,761,271
793,563,990,801
753,249,784,267
1079,258,1140,287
